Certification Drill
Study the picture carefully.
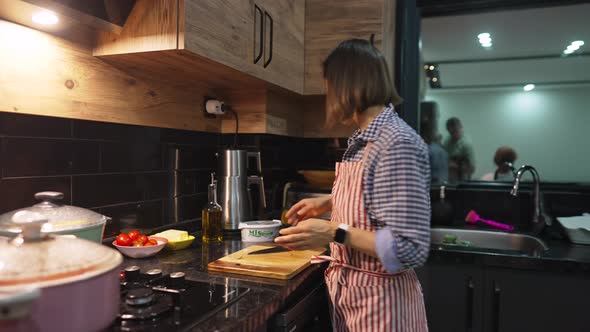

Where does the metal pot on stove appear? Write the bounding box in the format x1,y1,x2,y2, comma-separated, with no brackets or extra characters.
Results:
0,191,109,243
0,210,122,332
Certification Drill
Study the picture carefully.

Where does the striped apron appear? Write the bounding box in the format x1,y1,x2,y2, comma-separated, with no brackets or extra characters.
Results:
312,145,428,332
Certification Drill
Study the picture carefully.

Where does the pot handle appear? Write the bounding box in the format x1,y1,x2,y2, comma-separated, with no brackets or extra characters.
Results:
34,191,64,201
0,287,41,320
11,211,48,241
34,191,64,209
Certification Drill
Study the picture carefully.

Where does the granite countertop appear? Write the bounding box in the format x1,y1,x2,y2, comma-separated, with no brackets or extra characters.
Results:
114,231,326,332
105,220,590,330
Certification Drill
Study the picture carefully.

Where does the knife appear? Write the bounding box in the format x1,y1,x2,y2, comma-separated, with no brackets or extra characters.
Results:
248,246,291,255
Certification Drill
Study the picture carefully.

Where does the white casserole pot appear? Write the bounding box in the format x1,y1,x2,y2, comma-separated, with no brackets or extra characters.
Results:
0,211,123,332
239,220,282,242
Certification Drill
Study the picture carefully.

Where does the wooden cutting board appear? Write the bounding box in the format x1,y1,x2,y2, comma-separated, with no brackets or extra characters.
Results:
207,244,326,280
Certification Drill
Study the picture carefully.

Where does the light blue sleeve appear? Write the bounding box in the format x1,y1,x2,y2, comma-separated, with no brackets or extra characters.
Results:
375,227,404,273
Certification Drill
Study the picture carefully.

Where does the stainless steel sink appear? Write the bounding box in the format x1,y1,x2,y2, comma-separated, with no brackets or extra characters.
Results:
431,228,548,256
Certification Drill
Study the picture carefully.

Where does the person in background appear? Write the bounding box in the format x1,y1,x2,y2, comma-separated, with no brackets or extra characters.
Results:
481,146,518,181
275,39,430,331
443,117,475,181
426,133,448,184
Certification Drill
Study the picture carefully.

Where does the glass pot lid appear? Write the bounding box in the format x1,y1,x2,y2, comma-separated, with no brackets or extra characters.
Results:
0,192,108,235
0,211,122,290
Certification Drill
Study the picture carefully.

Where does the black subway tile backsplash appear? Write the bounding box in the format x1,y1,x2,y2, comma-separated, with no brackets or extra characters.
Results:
0,113,72,138
174,194,208,225
0,176,71,213
72,172,168,208
101,142,163,172
2,138,100,177
73,120,161,142
99,200,165,238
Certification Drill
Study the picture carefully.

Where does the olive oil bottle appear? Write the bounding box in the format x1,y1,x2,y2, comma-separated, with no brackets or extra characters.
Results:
202,173,223,242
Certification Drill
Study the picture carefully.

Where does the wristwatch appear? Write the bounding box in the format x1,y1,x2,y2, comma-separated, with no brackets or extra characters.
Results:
334,224,349,244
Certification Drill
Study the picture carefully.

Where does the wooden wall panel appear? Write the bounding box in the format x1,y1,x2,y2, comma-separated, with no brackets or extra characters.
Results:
304,0,385,94
0,19,220,132
266,90,304,136
222,90,268,134
93,0,178,56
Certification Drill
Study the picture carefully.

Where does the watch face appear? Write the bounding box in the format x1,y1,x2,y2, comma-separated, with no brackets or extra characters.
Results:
334,228,347,244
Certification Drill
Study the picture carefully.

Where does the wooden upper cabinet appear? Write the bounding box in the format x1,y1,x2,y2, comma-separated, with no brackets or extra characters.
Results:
93,0,304,93
257,0,305,93
304,0,397,95
181,0,259,79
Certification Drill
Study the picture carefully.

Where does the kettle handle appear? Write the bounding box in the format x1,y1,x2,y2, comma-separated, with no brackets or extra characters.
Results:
247,151,263,174
248,176,267,209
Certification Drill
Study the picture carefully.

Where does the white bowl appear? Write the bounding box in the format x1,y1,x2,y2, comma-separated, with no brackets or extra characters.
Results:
239,220,281,242
112,237,168,258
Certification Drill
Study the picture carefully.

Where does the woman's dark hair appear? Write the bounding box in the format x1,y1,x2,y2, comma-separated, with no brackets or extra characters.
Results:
322,39,402,125
494,146,518,167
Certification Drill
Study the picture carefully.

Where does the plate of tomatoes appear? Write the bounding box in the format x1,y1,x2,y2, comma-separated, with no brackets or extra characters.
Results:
112,230,168,258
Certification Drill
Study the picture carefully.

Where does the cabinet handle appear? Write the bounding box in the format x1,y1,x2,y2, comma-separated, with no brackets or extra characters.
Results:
263,11,273,68
254,4,263,64
370,33,375,46
492,282,501,332
466,278,474,332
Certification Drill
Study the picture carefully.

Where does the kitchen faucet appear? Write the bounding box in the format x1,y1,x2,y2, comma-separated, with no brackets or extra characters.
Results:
510,165,551,234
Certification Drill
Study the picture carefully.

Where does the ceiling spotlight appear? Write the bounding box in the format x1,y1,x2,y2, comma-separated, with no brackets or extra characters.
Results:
571,40,585,47
429,65,435,70
32,11,59,25
481,42,493,48
563,49,575,55
567,44,580,51
479,37,492,44
424,65,429,70
523,84,535,92
478,33,490,39
432,77,438,82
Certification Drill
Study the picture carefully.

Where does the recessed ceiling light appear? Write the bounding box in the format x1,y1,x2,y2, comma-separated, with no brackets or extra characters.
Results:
432,77,438,82
523,84,535,91
481,42,493,48
567,44,580,51
571,40,585,47
563,49,575,55
478,33,490,39
424,65,429,70
479,37,492,44
32,11,59,25
429,65,435,70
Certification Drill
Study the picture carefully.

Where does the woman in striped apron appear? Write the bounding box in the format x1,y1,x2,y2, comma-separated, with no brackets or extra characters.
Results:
275,39,430,331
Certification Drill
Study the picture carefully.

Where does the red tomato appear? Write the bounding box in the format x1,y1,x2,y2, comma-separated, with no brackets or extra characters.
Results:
147,239,158,246
138,235,149,244
116,233,132,246
127,230,140,241
132,241,143,247
143,241,155,246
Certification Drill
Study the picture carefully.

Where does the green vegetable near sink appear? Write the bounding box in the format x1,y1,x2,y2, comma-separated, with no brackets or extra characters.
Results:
441,234,472,247
432,228,548,255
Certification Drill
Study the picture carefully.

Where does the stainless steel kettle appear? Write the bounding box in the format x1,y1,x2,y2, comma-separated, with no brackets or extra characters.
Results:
216,149,266,231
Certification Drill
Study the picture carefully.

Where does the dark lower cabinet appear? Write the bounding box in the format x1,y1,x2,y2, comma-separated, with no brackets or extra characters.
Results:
417,263,590,332
483,268,590,332
416,264,484,332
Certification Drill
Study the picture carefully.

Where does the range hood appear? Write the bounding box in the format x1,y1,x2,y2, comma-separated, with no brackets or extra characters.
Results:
16,0,135,33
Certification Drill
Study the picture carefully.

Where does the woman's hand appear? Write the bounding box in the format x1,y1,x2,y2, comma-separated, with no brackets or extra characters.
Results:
274,218,337,250
285,196,332,226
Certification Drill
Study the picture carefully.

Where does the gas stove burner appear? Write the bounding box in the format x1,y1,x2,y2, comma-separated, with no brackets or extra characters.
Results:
120,291,174,320
110,266,250,331
126,288,155,306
